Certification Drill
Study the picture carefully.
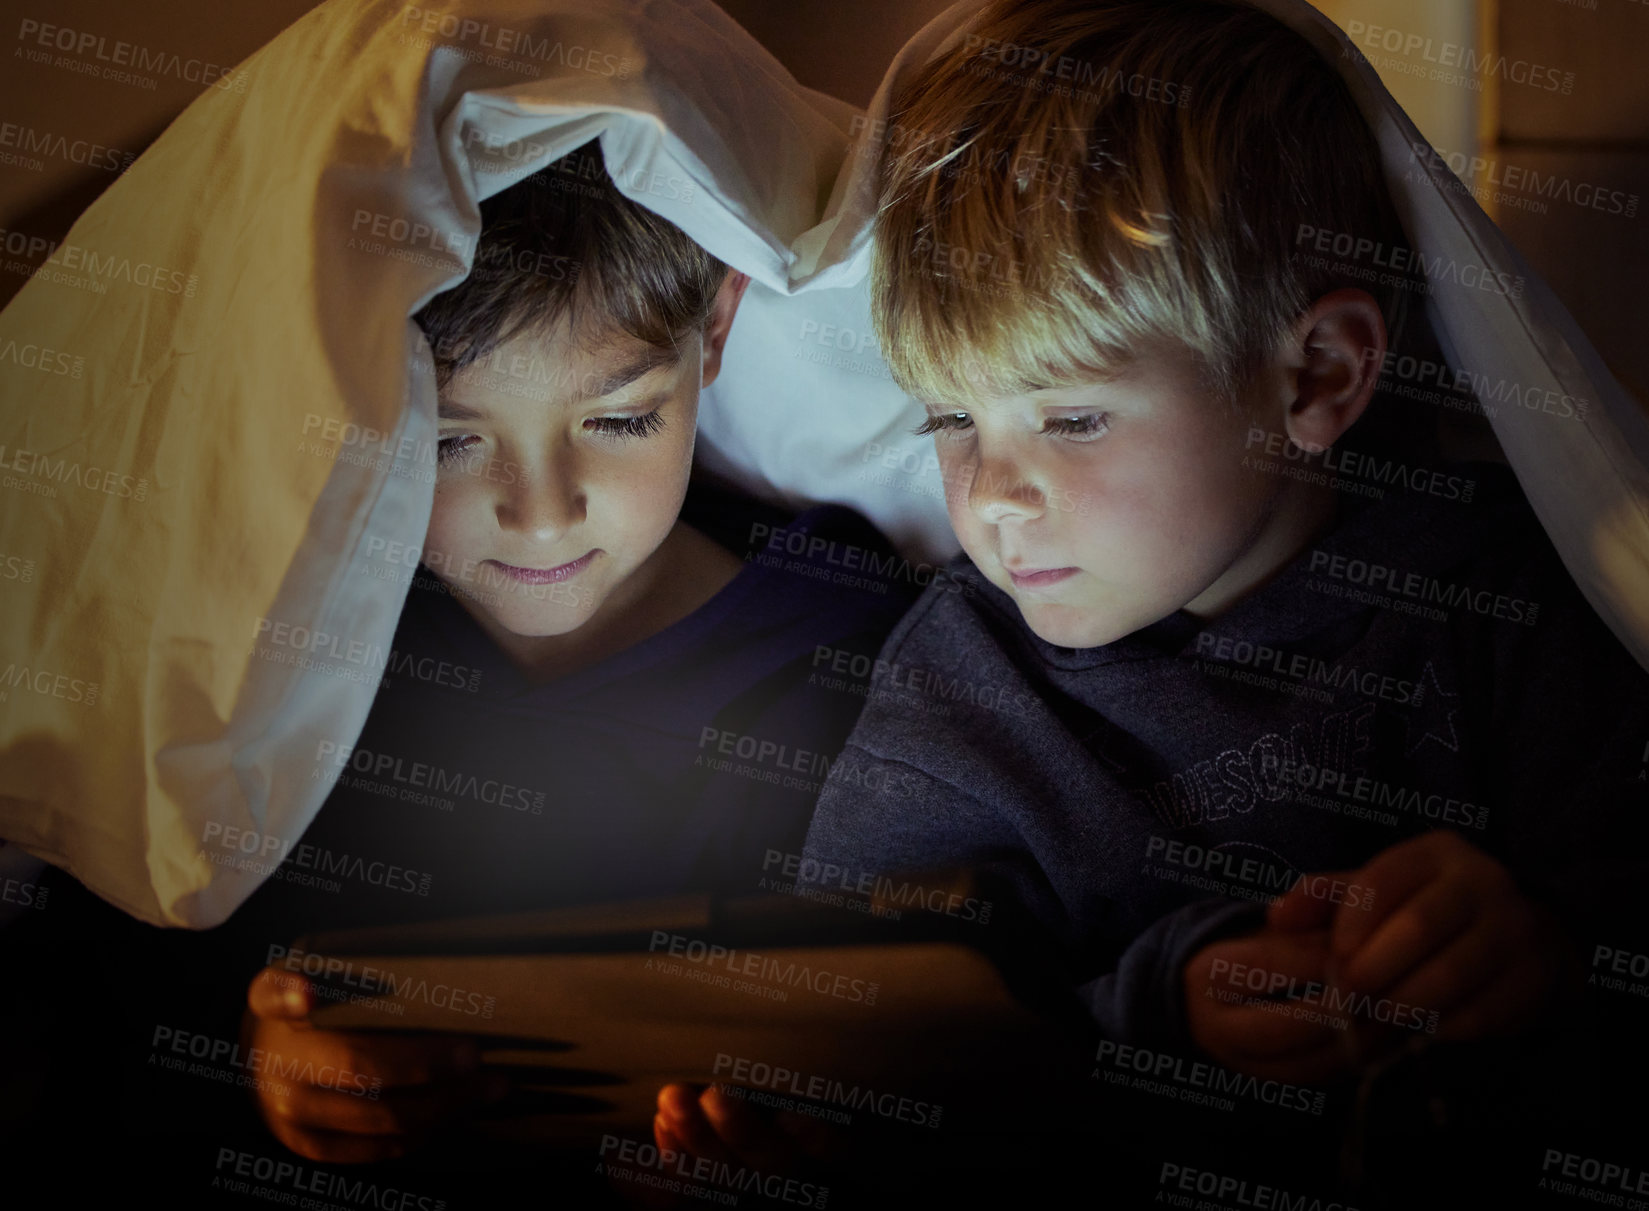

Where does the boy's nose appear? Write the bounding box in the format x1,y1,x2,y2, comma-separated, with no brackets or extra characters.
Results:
495,466,587,538
965,452,1047,524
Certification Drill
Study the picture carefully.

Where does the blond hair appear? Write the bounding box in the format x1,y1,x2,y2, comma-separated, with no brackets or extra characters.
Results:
872,0,1411,407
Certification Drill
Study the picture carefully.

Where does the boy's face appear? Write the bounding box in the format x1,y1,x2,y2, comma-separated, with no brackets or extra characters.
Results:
421,319,707,639
927,349,1300,650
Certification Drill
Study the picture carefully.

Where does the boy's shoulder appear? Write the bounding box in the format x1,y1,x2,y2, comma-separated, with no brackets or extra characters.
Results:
1334,457,1616,651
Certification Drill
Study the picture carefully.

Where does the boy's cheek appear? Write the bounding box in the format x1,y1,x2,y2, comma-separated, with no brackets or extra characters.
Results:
421,507,474,575
937,452,974,495
945,509,996,572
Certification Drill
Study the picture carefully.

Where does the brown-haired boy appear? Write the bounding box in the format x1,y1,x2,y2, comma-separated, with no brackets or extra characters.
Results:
224,141,915,1166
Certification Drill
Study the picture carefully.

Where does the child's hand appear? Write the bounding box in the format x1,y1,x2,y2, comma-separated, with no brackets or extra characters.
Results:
244,966,507,1163
652,1083,843,1175
1182,926,1361,1083
1268,831,1575,1043
602,1085,839,1210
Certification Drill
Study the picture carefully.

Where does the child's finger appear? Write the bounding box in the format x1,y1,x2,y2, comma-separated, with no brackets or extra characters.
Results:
1186,929,1327,1015
656,1083,739,1167
1198,933,1340,1041
249,966,314,1019
654,1112,681,1155
700,1085,807,1173
1338,881,1475,995
1218,924,1334,983
1379,920,1504,1018
1267,872,1349,933
263,1116,413,1165
1329,839,1444,963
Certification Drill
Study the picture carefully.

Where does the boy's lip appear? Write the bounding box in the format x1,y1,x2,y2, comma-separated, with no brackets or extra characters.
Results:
1006,565,1078,589
488,551,598,584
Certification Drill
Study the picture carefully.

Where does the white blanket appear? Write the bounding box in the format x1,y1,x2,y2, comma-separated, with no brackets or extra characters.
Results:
0,0,1642,927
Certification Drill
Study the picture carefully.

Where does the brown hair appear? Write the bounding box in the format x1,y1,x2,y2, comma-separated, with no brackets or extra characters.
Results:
415,141,725,388
872,0,1413,407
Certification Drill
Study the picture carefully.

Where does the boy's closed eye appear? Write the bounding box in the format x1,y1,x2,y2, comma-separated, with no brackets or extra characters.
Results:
911,409,972,436
434,388,673,465
434,410,666,465
584,408,668,440
910,409,1110,440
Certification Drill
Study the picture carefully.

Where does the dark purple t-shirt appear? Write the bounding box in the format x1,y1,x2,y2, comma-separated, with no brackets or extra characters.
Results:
240,501,918,933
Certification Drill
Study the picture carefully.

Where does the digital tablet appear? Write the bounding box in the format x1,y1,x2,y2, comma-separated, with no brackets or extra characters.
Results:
292,874,1097,1147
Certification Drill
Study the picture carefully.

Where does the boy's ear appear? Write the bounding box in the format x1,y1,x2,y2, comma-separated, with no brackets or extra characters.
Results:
1275,288,1386,454
700,270,751,390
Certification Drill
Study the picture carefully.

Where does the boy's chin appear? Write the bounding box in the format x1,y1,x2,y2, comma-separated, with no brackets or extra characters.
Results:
484,600,595,638
1014,599,1135,651
449,583,598,638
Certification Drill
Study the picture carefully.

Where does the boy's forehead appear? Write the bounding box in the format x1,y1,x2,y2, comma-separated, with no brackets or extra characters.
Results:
917,348,1208,414
574,334,686,393
920,363,1134,410
536,317,687,377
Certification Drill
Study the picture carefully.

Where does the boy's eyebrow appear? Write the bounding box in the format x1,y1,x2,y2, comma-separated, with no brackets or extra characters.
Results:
584,346,682,398
437,400,487,421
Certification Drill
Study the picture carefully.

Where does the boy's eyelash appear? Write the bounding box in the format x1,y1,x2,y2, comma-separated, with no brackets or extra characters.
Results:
587,409,666,440
436,435,479,465
1044,413,1110,439
911,412,1110,439
436,410,666,461
436,408,665,464
913,412,972,436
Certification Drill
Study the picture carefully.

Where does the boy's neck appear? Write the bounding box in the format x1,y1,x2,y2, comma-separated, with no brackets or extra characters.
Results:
460,521,742,685
1181,482,1341,622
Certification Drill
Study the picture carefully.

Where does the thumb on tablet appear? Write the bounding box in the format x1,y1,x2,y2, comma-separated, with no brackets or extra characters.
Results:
248,965,313,1020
